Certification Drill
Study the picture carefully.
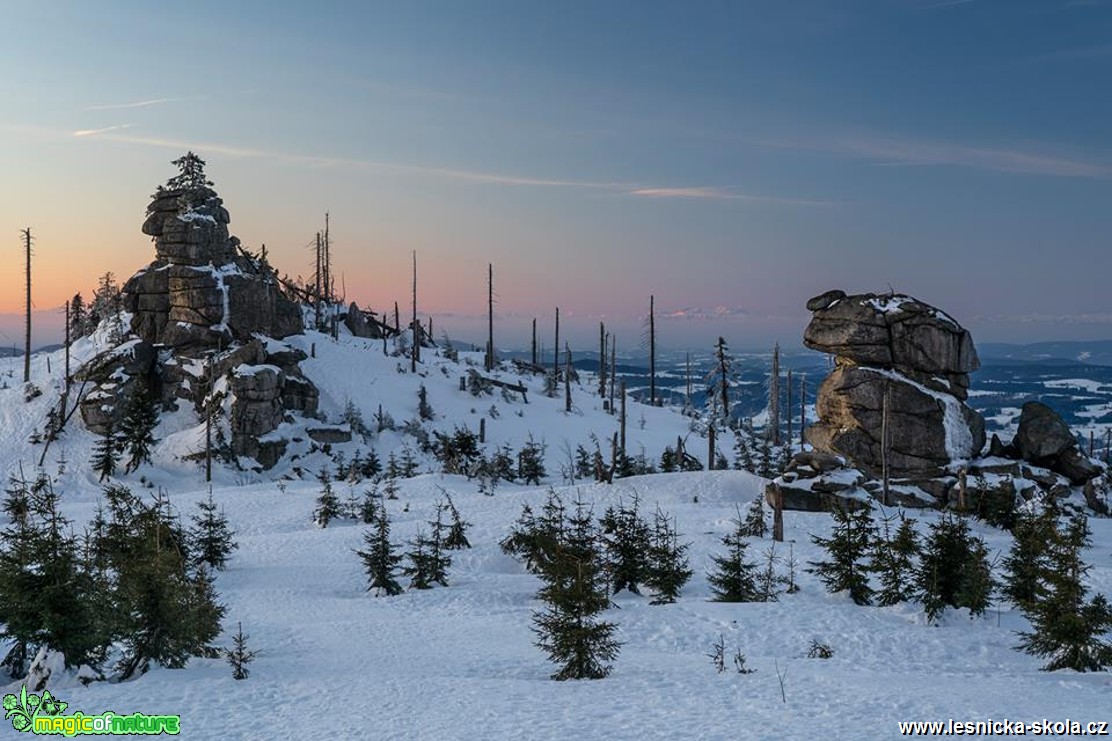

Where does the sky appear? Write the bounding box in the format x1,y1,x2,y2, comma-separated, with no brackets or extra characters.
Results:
1,0,1111,352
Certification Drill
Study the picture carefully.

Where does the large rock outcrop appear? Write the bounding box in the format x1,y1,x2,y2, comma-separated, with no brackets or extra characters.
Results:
124,165,302,349
768,290,1104,512
80,153,317,469
802,291,985,479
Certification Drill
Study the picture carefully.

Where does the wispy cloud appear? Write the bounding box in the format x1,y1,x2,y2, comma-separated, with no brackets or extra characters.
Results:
83,96,205,111
920,0,975,9
1032,42,1112,61
72,124,133,138
758,132,1112,179
628,187,834,206
61,129,827,206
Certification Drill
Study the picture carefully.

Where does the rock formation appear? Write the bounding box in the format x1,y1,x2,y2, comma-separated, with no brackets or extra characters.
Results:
768,289,1104,511
79,153,318,469
802,290,985,480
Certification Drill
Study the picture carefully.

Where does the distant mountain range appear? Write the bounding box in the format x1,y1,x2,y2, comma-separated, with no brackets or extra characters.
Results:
0,344,63,358
979,340,1112,367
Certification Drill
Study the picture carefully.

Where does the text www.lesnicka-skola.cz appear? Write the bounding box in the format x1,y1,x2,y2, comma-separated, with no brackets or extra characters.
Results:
898,719,1109,736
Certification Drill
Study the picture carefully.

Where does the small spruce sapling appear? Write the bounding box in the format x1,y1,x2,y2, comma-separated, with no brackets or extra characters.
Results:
355,507,404,596
226,621,258,680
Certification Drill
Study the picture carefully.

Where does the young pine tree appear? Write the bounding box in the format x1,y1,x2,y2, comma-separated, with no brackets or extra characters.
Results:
518,435,547,485
599,495,652,595
531,497,621,680
226,621,258,680
707,515,761,602
442,495,471,550
355,507,404,596
808,502,876,606
313,467,342,528
870,514,920,607
740,496,768,538
916,513,994,623
1017,512,1112,672
1001,504,1056,612
91,423,119,482
402,527,451,590
189,489,238,572
643,507,692,605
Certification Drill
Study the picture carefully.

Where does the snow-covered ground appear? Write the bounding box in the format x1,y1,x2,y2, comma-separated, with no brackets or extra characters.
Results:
1,332,1110,740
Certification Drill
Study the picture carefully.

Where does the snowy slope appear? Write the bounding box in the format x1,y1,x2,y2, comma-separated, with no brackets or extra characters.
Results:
0,331,1110,740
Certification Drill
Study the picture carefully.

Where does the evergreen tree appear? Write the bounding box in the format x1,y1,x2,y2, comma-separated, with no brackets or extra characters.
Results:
757,436,774,478
90,423,119,482
165,151,213,192
120,382,159,473
361,448,382,479
870,514,920,607
443,495,471,550
189,489,238,572
417,384,434,421
916,513,994,623
313,467,342,528
707,516,761,602
705,336,736,424
98,486,225,679
732,430,755,474
755,544,783,602
226,621,258,680
659,446,678,473
402,527,451,590
643,508,691,605
531,496,621,680
599,495,652,595
518,435,546,485
355,507,403,596
1017,512,1112,672
359,486,379,525
69,292,88,338
808,502,876,606
740,496,767,538
1002,504,1056,612
574,445,593,480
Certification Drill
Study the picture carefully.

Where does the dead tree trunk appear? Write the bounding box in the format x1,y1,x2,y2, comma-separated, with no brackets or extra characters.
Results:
22,228,32,384
799,373,806,451
486,263,495,371
314,232,322,330
553,307,560,380
411,251,419,371
63,299,71,384
531,318,537,366
564,346,573,413
598,322,606,398
708,423,716,470
649,294,656,406
609,335,616,413
786,369,793,457
619,379,627,455
769,343,781,446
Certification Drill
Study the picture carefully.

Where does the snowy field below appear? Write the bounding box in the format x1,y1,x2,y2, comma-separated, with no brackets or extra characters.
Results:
0,471,1108,740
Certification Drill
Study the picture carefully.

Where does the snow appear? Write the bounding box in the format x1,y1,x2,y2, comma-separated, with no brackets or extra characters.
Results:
0,329,1109,739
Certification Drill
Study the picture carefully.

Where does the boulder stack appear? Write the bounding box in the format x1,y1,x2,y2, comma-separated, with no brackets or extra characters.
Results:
802,290,985,479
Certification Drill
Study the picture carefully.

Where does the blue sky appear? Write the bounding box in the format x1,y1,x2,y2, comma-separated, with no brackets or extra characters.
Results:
1,0,1110,350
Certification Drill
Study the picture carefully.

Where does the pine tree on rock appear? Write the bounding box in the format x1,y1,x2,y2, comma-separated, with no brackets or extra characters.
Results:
355,508,403,597
643,507,692,605
707,515,761,602
531,496,621,680
226,621,258,680
189,489,238,572
313,467,342,528
870,514,920,607
916,513,994,623
120,383,160,474
808,502,876,606
1017,512,1112,672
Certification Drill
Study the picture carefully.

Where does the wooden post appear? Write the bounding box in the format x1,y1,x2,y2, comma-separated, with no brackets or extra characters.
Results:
479,417,486,444
22,228,31,384
799,373,806,452
881,381,891,507
772,488,784,542
1089,430,1095,458
786,369,793,457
